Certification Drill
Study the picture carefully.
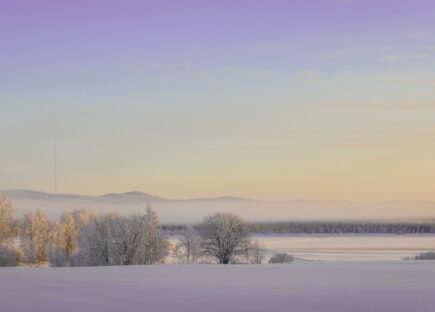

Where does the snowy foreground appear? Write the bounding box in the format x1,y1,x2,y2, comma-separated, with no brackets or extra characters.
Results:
1,262,435,312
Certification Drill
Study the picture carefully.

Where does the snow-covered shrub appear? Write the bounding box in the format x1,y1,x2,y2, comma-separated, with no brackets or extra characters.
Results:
50,246,80,267
268,253,294,264
0,246,19,267
414,251,435,260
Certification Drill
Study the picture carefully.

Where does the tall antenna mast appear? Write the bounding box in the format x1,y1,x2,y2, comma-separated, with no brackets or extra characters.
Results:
54,133,57,194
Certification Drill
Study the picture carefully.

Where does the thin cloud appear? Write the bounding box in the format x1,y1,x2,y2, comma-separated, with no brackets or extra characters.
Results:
377,55,408,64
337,102,435,111
211,143,286,151
296,69,319,80
316,143,389,150
334,48,361,56
407,32,425,39
379,46,393,52
223,67,273,80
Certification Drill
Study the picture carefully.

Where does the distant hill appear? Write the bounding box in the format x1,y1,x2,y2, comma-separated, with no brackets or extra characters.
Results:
100,191,169,202
184,196,251,202
0,189,250,204
1,189,435,224
2,189,96,201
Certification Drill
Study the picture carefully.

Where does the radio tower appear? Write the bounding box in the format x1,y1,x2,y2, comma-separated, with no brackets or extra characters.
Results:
54,133,57,194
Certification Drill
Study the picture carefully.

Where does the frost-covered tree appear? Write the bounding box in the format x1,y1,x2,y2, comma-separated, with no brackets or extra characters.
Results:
34,210,50,263
176,225,201,264
78,214,114,266
20,212,37,263
50,210,95,267
72,209,96,230
244,241,266,264
55,210,77,257
141,206,168,264
0,196,21,267
77,208,168,266
112,214,147,265
0,195,14,246
197,213,250,264
19,209,50,264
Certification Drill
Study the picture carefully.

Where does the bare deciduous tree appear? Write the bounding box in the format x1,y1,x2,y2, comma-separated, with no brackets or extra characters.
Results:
244,241,266,264
176,225,201,264
197,213,250,264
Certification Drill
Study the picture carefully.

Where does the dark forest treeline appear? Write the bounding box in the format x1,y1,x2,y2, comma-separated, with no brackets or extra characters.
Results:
249,222,435,234
162,221,435,235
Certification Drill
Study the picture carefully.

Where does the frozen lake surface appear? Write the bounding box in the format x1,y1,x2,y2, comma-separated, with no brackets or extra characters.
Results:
1,262,435,312
253,234,435,261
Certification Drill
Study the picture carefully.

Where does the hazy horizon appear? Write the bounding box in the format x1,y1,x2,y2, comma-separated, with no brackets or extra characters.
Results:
2,188,435,223
4,188,435,204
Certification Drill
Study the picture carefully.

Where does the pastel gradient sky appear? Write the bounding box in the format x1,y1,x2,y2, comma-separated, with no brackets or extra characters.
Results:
1,0,435,201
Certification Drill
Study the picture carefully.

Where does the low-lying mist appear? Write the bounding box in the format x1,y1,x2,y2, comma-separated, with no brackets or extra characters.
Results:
4,190,435,224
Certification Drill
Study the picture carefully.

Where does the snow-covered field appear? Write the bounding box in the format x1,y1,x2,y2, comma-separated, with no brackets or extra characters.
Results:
253,234,435,261
1,262,435,312
168,234,435,262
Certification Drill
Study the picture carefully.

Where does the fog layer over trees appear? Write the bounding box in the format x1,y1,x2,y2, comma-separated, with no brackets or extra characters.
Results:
0,195,265,267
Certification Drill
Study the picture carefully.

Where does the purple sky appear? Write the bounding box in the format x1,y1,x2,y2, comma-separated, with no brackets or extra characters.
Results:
1,0,435,200
2,0,434,70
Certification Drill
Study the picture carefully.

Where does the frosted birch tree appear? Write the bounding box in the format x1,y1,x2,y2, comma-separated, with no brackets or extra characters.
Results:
176,225,201,264
19,209,50,264
55,210,78,257
141,206,168,264
0,195,14,246
0,195,18,266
